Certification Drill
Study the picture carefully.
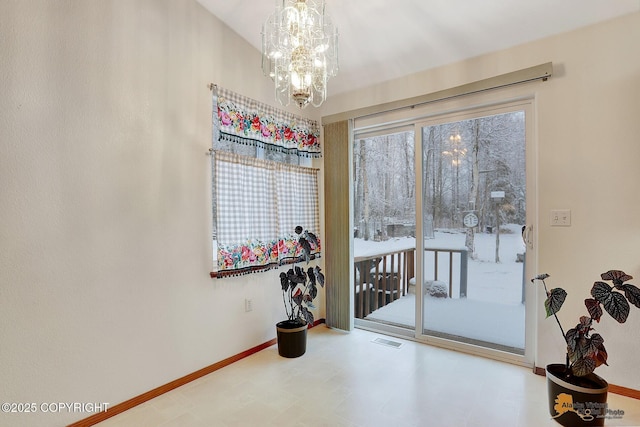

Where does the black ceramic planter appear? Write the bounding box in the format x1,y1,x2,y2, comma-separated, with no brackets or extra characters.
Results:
276,320,307,358
546,364,608,427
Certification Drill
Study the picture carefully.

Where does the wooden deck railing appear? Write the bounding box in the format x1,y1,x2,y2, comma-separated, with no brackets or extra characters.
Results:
424,247,468,298
354,249,414,319
354,246,468,319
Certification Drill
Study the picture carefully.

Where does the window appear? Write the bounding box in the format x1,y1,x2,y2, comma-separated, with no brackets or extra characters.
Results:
210,87,321,278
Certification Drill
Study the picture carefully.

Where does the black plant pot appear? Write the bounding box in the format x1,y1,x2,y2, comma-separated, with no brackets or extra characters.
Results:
276,320,307,358
546,364,608,427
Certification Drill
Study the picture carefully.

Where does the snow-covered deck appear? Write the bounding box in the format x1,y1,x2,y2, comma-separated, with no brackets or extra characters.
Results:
354,226,527,351
364,293,525,349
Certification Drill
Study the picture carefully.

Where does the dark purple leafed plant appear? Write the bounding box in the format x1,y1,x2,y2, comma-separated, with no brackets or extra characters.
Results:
531,270,640,377
279,226,325,326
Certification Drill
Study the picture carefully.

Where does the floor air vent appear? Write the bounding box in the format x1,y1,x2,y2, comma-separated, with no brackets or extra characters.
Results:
372,337,402,348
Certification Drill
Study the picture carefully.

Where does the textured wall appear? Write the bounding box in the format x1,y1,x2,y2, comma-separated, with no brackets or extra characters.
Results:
0,1,320,426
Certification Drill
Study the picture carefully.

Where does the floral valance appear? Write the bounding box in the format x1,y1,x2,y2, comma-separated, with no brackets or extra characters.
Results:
214,86,321,159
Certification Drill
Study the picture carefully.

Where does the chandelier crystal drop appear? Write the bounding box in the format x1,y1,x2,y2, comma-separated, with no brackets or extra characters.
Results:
262,0,339,109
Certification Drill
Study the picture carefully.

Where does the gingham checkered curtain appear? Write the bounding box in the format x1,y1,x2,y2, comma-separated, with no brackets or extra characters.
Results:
276,163,320,242
213,150,320,277
215,150,278,251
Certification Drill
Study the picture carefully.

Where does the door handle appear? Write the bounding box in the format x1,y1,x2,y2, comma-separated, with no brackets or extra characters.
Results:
522,224,533,249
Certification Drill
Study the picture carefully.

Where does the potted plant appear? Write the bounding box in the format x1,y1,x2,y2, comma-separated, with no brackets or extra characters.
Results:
276,226,324,358
531,270,640,426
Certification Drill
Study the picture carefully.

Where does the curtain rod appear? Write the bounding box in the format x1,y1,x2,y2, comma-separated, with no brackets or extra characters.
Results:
321,62,553,125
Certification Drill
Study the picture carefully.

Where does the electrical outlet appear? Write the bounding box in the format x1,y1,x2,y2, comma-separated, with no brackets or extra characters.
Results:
550,209,571,226
244,298,253,312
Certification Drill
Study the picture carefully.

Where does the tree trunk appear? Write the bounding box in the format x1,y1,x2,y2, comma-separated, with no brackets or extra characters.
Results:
466,120,481,259
362,140,370,241
354,140,363,238
382,135,391,240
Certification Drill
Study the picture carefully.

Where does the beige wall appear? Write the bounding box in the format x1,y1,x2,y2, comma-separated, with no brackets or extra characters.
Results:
0,1,321,426
321,12,640,389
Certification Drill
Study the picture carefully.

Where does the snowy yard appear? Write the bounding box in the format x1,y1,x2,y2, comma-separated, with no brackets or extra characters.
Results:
355,224,526,350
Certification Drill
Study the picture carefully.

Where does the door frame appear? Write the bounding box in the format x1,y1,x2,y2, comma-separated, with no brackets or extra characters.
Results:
350,86,540,368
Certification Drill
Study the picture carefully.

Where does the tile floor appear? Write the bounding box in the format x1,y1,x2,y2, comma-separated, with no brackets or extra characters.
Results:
95,327,640,427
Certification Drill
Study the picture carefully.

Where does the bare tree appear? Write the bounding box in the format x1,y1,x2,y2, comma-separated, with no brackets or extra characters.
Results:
353,111,524,249
465,119,480,259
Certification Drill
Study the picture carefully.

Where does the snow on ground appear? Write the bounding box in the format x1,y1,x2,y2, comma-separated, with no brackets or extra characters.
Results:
355,224,526,349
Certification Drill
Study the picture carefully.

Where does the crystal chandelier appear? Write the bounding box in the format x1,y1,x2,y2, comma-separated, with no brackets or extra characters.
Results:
262,0,338,109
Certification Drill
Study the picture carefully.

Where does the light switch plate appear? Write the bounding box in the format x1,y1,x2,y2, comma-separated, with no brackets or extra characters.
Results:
550,209,571,226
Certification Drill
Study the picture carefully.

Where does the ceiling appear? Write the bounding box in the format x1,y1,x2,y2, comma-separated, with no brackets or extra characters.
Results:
196,0,639,96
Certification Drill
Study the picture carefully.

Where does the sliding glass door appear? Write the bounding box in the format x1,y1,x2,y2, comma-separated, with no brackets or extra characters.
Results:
353,128,416,328
417,106,529,355
352,96,536,365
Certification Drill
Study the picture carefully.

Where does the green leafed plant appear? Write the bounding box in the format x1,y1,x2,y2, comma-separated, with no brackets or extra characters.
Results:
531,270,640,377
279,226,325,326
